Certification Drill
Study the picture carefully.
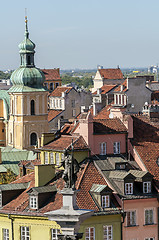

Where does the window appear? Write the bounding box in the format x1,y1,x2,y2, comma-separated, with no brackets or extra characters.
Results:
51,229,59,240
143,182,151,193
50,152,54,164
2,129,4,133
56,153,60,166
103,225,112,240
3,229,9,240
71,100,75,107
50,83,54,91
145,209,154,225
85,227,95,240
61,153,64,161
145,238,155,240
0,193,2,207
113,142,120,154
59,100,62,108
102,195,110,208
72,109,76,117
56,99,58,108
30,196,38,209
30,132,37,146
31,100,35,115
55,82,59,88
100,142,106,155
127,211,136,226
27,56,31,65
21,226,30,240
125,183,133,195
10,132,12,143
45,152,49,164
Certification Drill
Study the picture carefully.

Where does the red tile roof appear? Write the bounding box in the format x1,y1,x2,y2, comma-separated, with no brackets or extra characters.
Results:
99,68,123,80
93,85,117,95
93,118,127,134
132,115,159,181
113,79,127,92
41,135,89,151
94,105,111,119
41,69,61,81
60,123,75,135
49,87,73,97
48,109,63,122
76,162,107,210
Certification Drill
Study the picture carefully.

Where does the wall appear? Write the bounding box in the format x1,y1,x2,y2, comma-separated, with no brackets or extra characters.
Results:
126,77,152,113
79,214,121,240
0,214,60,240
123,198,158,240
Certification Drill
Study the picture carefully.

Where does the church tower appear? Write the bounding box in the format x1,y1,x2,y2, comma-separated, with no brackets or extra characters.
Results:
7,16,48,150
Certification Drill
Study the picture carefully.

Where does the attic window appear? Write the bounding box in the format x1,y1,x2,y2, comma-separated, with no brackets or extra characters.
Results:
30,196,38,209
125,183,133,195
102,195,110,208
143,182,151,194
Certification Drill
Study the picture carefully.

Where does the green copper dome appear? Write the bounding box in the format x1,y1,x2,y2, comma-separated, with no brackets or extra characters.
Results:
9,17,46,93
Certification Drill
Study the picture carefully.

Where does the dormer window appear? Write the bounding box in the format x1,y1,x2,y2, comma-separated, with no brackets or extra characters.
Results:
45,152,49,164
102,195,110,208
125,183,133,195
143,181,151,193
30,196,38,209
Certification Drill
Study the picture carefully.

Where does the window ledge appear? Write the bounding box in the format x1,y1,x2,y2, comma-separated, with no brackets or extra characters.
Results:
125,225,139,228
143,223,157,226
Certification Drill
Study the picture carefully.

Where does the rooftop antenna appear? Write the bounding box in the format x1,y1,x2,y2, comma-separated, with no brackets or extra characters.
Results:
156,64,158,82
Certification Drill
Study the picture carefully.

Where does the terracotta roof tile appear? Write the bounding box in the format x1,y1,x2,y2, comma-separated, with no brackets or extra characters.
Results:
132,115,159,181
41,135,89,151
48,109,63,122
41,69,61,81
93,85,117,95
61,123,75,135
94,105,111,119
99,68,123,80
76,162,107,210
93,119,127,134
113,79,127,92
49,87,73,97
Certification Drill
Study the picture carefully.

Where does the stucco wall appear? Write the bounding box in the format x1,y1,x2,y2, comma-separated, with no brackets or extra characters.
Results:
123,198,158,240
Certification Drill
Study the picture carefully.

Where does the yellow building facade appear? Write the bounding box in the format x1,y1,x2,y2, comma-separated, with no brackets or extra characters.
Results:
0,213,61,240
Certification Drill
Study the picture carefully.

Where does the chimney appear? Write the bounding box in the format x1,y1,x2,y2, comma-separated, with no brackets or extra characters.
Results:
35,164,55,187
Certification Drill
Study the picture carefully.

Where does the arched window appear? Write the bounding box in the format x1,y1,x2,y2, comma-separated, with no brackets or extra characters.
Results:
30,132,37,146
31,100,35,115
27,55,31,65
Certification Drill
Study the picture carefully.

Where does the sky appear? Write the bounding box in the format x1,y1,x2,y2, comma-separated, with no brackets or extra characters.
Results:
1,0,159,70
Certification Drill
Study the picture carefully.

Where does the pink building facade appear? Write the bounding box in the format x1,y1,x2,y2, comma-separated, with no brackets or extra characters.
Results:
123,198,158,240
74,112,127,156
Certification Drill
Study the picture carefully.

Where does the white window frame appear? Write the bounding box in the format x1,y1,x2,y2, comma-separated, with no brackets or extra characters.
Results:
145,209,154,225
3,228,9,240
127,211,136,226
103,225,113,240
145,238,155,240
56,153,60,166
143,181,151,193
21,226,30,240
125,183,133,195
50,152,54,164
30,196,38,209
100,142,106,155
85,227,95,240
72,109,76,117
102,195,110,208
45,152,49,164
51,229,58,240
113,142,120,154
